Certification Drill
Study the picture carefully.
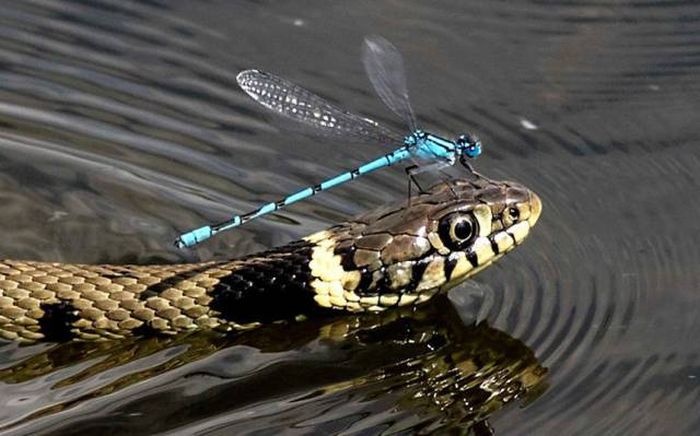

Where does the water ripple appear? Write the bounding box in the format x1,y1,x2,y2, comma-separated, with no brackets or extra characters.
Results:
0,0,699,434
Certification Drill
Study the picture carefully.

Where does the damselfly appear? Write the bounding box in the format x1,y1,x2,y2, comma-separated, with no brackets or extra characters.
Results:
175,35,482,248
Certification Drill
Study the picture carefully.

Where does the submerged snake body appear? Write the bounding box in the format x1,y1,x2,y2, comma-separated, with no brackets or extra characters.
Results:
0,177,541,342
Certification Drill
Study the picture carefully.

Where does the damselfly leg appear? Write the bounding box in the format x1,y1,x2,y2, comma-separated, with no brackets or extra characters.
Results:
438,169,459,199
459,153,476,173
404,164,428,203
404,158,455,203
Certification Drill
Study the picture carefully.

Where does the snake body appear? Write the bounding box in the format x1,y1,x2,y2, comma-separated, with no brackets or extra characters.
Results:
0,176,541,342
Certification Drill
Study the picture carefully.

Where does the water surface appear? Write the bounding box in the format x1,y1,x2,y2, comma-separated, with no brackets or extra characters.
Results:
0,1,699,434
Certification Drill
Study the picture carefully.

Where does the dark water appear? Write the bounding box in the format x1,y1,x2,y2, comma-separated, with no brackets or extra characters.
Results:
0,1,698,434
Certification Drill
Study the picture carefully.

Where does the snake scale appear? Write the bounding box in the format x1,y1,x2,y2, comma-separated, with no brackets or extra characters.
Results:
0,175,541,342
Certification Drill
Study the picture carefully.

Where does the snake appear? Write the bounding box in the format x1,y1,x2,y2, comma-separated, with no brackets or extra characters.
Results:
0,174,541,342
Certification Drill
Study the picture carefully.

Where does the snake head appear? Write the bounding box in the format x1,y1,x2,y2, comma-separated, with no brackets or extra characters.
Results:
304,175,542,311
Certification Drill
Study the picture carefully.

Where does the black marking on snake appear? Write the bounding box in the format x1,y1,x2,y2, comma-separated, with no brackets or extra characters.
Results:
140,265,217,300
356,267,374,295
506,231,519,246
334,244,357,270
39,301,79,342
210,240,324,324
405,257,431,293
466,250,479,268
133,322,162,337
444,253,459,281
489,236,500,255
374,266,393,295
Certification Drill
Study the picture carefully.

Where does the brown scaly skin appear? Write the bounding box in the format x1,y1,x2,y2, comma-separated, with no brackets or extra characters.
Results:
0,175,541,342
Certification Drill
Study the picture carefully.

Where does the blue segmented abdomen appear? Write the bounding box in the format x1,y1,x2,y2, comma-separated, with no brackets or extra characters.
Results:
247,147,413,221
284,188,314,205
357,146,411,174
175,146,414,248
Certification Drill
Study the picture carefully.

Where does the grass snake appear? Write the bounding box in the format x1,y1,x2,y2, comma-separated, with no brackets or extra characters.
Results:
0,174,541,342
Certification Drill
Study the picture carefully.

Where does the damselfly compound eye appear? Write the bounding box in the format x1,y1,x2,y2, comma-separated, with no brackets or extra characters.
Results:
455,133,481,158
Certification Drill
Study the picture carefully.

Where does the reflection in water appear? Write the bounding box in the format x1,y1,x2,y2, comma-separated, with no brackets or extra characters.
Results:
0,297,545,434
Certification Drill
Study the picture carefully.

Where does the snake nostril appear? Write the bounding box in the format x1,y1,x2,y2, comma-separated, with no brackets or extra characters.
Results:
508,207,520,221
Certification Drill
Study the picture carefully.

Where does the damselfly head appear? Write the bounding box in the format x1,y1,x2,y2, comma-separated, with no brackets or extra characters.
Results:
456,133,482,158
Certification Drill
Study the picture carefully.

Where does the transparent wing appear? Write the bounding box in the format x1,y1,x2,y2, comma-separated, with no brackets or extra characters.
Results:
362,35,418,131
237,69,403,144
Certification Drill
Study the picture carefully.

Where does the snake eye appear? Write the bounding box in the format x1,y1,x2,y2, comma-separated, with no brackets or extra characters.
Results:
438,213,478,250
